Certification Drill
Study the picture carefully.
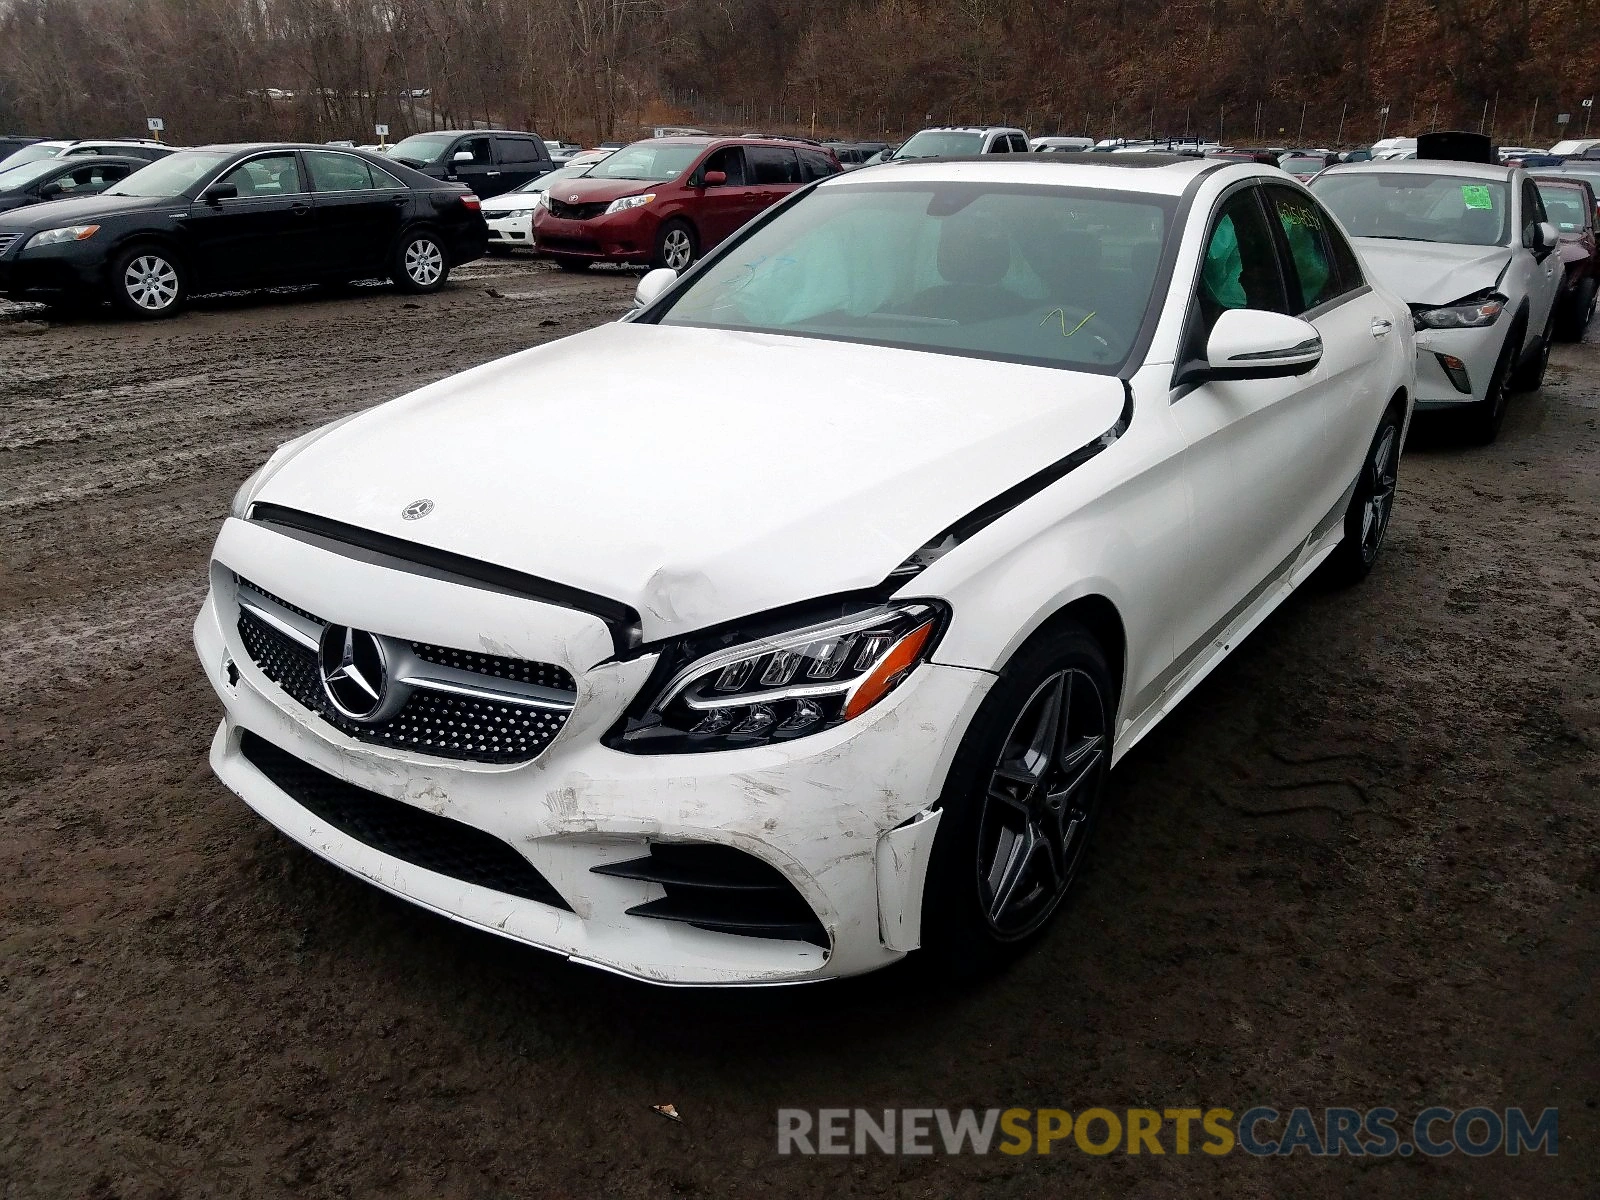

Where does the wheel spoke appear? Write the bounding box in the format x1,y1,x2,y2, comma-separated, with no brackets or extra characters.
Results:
986,820,1039,923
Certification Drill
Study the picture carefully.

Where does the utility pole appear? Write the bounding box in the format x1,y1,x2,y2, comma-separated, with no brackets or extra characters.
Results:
1586,97,1594,137
1528,96,1538,141
1297,101,1306,143
1430,101,1439,132
1378,104,1390,141
1219,105,1225,144
1336,101,1347,145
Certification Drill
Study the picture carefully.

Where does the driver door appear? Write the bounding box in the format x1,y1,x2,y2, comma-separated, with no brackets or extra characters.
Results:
1167,183,1326,663
181,152,318,290
693,146,760,248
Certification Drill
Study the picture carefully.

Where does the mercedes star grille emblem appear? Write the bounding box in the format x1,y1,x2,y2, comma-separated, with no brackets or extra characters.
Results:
569,194,579,202
402,497,434,520
318,624,389,721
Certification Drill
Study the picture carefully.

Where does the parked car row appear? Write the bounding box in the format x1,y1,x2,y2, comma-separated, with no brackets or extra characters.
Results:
0,143,487,316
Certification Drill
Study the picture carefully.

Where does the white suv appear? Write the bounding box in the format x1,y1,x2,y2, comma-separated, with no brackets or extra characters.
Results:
1312,160,1563,442
892,126,1030,158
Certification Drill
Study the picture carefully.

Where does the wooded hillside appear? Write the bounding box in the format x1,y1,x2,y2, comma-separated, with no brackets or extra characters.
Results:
1,0,1595,147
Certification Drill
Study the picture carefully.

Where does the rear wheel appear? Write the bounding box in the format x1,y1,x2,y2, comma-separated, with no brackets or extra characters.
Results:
109,244,186,319
653,220,696,271
392,231,449,293
921,624,1113,974
1324,406,1403,585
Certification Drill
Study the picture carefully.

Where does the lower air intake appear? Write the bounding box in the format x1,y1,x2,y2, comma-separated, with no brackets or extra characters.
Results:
592,842,828,947
240,731,571,910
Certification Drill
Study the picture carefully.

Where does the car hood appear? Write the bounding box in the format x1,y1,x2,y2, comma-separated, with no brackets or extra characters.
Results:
550,177,675,205
1351,238,1513,306
252,322,1127,641
481,190,544,213
0,191,173,231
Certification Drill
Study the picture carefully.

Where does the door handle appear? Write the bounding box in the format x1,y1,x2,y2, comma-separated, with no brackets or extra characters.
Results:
485,170,501,177
1371,317,1393,338
290,202,310,216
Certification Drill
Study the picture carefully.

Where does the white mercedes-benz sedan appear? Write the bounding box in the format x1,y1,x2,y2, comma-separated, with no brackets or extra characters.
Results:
195,155,1415,986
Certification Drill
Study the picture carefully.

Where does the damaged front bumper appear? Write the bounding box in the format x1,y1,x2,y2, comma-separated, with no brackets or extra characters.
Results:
194,517,991,985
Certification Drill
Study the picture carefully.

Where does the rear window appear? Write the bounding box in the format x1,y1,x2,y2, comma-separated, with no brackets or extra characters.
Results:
655,181,1172,375
747,145,801,185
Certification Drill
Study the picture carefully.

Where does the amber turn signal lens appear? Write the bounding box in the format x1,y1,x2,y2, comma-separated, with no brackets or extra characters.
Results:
843,620,936,721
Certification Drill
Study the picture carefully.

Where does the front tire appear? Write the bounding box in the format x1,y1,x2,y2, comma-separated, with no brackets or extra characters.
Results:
921,625,1113,974
653,219,696,271
1465,325,1518,444
1557,278,1596,342
392,231,449,293
109,244,186,319
1324,406,1403,585
1508,311,1553,392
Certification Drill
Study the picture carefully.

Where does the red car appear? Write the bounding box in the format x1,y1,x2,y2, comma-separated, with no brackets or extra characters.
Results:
532,136,841,272
1534,175,1599,340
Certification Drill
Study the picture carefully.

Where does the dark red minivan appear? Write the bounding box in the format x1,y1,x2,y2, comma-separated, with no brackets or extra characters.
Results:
531,136,841,271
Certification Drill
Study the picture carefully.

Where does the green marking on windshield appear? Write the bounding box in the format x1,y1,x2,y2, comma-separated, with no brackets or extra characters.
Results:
1461,185,1493,210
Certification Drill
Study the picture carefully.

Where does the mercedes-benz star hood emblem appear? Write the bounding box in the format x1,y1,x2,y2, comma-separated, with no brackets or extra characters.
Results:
402,498,434,520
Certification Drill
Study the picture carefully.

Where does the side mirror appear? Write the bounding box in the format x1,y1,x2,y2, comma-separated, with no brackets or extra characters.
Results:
1187,309,1323,384
633,266,677,309
1532,220,1559,255
702,169,727,187
453,150,474,164
37,182,63,199
202,183,238,204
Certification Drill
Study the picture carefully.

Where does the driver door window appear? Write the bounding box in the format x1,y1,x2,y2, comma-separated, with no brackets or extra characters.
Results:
701,146,747,185
220,154,303,197
1186,186,1288,359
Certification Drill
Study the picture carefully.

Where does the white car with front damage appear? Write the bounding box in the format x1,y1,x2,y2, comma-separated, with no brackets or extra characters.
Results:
196,155,1414,986
1311,159,1563,442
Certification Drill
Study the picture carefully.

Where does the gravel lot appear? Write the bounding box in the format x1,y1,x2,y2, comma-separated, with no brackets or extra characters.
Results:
2,258,1597,1198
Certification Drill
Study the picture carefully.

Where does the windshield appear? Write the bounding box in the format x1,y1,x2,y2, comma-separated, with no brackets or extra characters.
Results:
655,181,1171,374
894,131,984,159
1311,172,1510,246
388,133,456,166
1536,184,1590,232
107,151,230,197
0,143,63,170
586,143,703,181
0,158,69,190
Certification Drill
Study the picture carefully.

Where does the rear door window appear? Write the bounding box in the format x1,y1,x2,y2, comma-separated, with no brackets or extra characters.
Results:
1263,184,1351,311
799,150,840,181
305,150,377,192
496,136,543,164
747,146,802,185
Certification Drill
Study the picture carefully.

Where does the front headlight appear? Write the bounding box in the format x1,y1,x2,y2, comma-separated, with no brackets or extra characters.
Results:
25,224,100,249
604,192,656,215
607,600,949,752
1411,290,1506,329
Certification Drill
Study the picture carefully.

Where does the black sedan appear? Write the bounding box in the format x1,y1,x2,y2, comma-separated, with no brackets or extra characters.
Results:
0,143,488,317
0,155,145,213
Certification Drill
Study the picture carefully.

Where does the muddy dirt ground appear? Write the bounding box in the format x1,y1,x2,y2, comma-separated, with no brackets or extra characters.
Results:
2,257,1597,1198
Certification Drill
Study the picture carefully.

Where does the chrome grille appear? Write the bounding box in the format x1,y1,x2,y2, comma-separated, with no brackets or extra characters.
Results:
546,198,610,221
234,578,577,764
